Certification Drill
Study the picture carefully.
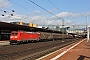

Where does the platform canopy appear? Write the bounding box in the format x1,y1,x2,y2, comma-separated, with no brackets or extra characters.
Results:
0,22,62,33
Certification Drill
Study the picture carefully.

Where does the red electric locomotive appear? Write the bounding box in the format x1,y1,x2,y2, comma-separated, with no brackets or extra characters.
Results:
10,31,39,44
10,30,70,44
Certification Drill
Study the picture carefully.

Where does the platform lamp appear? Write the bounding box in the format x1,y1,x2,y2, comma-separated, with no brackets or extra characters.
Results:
2,10,15,16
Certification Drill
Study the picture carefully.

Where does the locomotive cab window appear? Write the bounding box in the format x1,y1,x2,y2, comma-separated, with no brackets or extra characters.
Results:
11,33,18,36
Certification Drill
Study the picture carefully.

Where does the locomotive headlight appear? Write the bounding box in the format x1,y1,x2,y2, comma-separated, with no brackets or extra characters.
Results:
10,36,17,38
15,36,17,38
10,36,13,38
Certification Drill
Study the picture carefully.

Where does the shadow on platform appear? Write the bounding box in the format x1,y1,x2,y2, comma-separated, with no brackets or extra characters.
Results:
77,55,90,60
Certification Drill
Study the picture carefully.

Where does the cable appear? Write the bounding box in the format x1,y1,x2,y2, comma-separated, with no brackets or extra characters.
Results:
8,0,31,12
8,0,61,19
48,0,61,12
29,0,62,19
29,0,56,16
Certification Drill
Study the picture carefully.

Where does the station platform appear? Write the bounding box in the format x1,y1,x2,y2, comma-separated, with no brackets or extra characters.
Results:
0,40,10,46
38,38,90,60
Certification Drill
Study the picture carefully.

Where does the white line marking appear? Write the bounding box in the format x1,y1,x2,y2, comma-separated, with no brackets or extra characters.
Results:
36,42,75,60
50,39,85,60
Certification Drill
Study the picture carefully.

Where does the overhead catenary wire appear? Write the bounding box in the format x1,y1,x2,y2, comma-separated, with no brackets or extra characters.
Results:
8,0,61,19
48,0,61,12
8,0,31,12
29,0,55,16
28,0,61,19
6,0,34,16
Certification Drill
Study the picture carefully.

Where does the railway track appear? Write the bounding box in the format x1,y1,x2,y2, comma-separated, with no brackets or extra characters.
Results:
0,38,82,60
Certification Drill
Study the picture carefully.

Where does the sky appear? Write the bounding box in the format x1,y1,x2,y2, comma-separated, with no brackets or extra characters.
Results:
0,0,90,28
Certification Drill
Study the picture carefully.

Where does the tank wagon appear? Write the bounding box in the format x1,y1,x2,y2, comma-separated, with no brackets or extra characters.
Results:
10,30,69,44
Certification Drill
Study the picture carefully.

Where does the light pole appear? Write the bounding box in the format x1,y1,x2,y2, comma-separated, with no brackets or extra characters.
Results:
0,29,1,40
86,16,89,43
62,19,64,42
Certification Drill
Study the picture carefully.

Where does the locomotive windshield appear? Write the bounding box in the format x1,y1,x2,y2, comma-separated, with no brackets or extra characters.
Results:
11,33,18,36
